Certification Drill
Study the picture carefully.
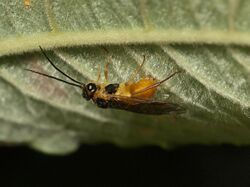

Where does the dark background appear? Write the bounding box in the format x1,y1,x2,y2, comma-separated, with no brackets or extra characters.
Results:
1,144,250,186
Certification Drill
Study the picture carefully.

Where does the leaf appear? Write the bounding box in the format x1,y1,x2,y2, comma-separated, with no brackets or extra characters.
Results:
0,0,249,154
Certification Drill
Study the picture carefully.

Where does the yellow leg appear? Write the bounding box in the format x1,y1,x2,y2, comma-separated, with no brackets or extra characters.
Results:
96,64,101,83
128,55,146,82
104,61,110,83
132,70,183,96
101,46,112,83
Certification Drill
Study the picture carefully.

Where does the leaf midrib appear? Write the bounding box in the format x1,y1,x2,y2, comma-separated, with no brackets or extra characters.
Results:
1,29,250,57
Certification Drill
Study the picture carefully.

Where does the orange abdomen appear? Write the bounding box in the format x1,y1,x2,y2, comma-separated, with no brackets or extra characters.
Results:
130,78,157,99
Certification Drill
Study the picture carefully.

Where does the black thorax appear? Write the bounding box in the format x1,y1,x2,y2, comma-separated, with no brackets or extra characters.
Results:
105,83,119,94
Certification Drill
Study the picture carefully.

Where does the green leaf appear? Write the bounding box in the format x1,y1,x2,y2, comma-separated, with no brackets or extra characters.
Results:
0,0,249,154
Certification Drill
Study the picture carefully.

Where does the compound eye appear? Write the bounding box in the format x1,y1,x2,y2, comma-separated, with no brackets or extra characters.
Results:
87,83,97,93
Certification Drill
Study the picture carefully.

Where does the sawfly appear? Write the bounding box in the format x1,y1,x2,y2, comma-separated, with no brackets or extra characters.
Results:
25,46,185,115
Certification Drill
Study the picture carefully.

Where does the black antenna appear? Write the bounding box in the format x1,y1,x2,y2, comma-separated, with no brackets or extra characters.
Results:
39,46,83,85
25,69,82,88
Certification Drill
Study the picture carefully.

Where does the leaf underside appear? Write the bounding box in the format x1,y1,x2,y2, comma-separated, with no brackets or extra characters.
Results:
0,0,249,154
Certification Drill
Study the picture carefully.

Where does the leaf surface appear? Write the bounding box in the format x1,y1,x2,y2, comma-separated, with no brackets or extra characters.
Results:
0,0,249,154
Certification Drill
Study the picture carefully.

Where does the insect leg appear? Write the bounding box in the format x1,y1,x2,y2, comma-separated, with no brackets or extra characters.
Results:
96,64,101,83
104,60,110,83
131,70,182,96
128,55,146,82
101,46,112,83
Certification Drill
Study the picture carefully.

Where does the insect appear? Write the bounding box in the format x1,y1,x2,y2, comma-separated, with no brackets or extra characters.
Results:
25,46,185,115
24,0,31,9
